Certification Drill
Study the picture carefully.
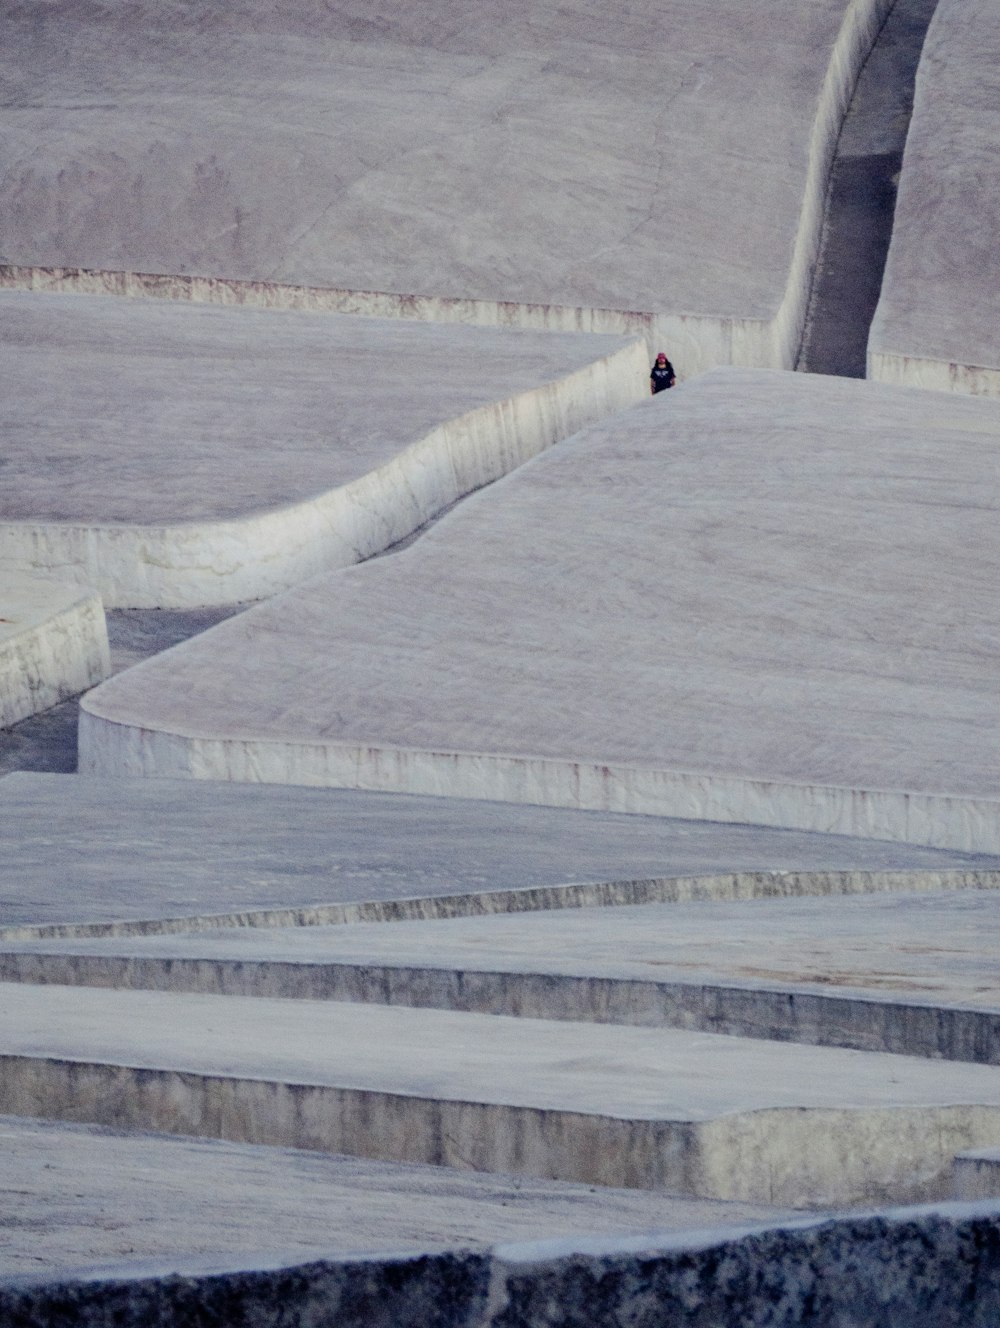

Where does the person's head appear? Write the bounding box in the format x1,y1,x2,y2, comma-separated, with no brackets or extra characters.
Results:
656,352,667,364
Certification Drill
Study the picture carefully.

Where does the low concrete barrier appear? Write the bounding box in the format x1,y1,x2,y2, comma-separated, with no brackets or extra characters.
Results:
3,1205,1000,1327
0,575,109,727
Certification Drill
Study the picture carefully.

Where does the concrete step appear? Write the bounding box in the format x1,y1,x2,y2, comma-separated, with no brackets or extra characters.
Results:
6,982,1000,1209
4,889,1000,1064
11,772,997,940
0,1114,803,1277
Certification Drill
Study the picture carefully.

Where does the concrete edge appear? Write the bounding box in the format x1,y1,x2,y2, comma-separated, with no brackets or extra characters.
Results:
1,866,996,940
4,1051,1000,1205
867,348,1000,398
0,338,648,608
0,582,110,728
3,1203,1000,1326
73,732,1000,856
3,948,997,1066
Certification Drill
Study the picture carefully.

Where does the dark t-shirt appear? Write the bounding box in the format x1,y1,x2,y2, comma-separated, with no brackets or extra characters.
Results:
650,361,675,393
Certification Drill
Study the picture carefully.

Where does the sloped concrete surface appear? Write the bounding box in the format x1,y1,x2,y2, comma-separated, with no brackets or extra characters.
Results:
80,370,1000,851
0,291,644,606
0,575,110,728
3,773,998,936
868,0,1000,394
0,1116,801,1275
7,983,1000,1205
0,0,895,370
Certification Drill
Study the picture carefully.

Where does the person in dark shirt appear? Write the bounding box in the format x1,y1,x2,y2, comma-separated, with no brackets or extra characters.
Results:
650,352,676,394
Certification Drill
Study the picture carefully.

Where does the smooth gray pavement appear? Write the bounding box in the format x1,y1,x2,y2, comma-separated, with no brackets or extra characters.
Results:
80,369,1000,852
2,772,998,933
868,0,1000,393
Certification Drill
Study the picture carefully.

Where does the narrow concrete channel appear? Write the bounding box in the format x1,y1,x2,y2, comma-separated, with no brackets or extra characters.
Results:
796,0,940,377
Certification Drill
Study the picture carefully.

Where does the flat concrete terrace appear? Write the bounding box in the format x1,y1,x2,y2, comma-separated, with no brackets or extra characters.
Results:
0,574,109,728
868,0,1000,395
6,772,996,936
80,369,1000,853
7,982,1000,1206
0,291,642,606
8,886,1000,1063
0,1116,804,1276
0,0,895,371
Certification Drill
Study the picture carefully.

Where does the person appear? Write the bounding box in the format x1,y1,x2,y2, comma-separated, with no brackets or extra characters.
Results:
650,351,675,394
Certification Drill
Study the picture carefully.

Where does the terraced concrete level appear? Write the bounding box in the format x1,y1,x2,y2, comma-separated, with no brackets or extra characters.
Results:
7,887,1000,1064
0,1115,804,1276
869,0,1000,395
0,574,109,728
5,982,1000,1207
0,0,894,371
4,772,998,937
80,370,1000,852
0,291,642,606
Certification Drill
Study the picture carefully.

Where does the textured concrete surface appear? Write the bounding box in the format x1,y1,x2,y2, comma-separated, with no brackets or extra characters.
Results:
868,0,1000,394
0,575,110,728
9,888,1000,1062
3,772,998,935
6,1204,1000,1328
0,0,894,372
0,1115,802,1275
80,369,1000,852
6,983,1000,1206
953,1149,1000,1201
0,291,644,606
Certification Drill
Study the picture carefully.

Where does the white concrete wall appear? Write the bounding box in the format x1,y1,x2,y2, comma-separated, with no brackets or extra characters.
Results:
0,337,647,609
868,0,1000,396
76,723,1000,859
0,575,110,727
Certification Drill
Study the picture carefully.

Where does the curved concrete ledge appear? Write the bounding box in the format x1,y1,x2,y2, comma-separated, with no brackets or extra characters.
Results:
868,0,1000,395
0,0,893,375
78,369,1000,852
0,575,110,727
5,1205,1000,1328
0,295,645,607
75,727,1000,857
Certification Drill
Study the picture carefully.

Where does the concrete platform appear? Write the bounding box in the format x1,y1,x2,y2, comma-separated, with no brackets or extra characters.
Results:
0,1115,804,1275
8,888,1000,1063
0,291,643,607
953,1148,1000,1201
0,0,895,372
0,575,110,728
868,0,1000,395
80,369,1000,853
6,982,1000,1207
3,772,998,937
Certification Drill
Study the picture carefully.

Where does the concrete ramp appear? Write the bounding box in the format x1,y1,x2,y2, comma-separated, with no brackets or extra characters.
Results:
79,370,1000,852
868,0,1000,395
0,291,643,606
0,575,109,728
0,0,895,372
